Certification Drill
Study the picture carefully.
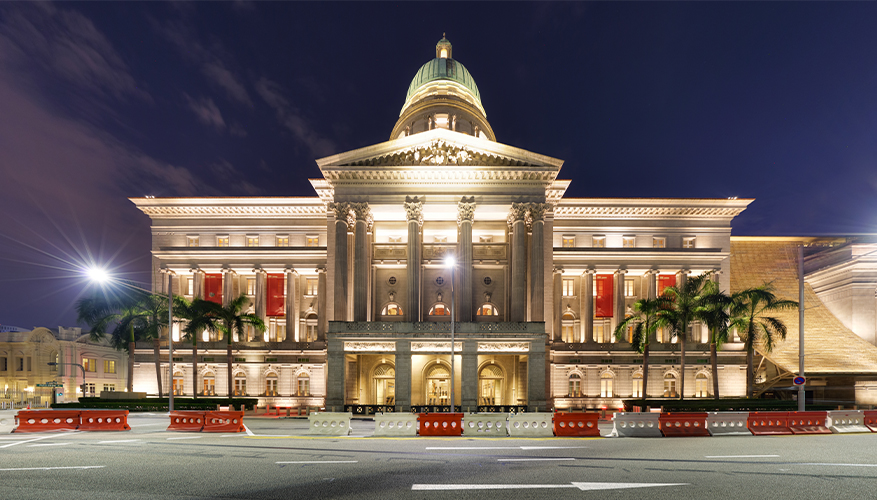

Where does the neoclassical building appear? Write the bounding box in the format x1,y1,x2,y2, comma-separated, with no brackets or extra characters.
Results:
131,37,757,411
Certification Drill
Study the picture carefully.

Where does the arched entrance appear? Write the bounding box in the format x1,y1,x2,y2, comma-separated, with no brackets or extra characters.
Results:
479,364,503,405
373,364,395,405
425,363,450,405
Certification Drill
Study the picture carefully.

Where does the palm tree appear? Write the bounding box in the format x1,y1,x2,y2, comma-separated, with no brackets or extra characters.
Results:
730,284,798,398
698,282,732,399
658,272,714,399
76,285,169,397
173,296,201,398
614,297,669,404
185,294,264,400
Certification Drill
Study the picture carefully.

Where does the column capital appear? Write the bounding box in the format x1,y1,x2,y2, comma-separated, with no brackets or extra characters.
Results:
553,265,563,275
329,201,353,227
583,269,596,276
456,196,476,225
252,267,266,275
350,202,372,221
614,268,628,276
284,267,298,275
643,269,658,276
528,202,549,223
404,195,424,225
316,265,327,274
161,268,177,276
508,202,529,225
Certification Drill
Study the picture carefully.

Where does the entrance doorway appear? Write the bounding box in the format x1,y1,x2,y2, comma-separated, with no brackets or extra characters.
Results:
478,364,503,405
373,363,395,405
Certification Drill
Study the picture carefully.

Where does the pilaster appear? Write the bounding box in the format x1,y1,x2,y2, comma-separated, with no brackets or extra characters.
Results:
509,203,528,322
613,269,627,333
582,270,594,343
254,269,267,336
395,340,411,412
461,339,478,409
552,267,563,341
352,203,371,321
317,266,328,341
285,268,297,342
529,203,547,322
331,202,351,321
458,196,476,322
405,196,423,322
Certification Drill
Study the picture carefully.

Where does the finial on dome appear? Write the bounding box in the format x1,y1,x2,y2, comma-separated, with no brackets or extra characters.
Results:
436,34,452,59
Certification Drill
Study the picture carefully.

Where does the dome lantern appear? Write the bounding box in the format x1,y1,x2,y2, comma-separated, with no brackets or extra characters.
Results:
436,34,452,59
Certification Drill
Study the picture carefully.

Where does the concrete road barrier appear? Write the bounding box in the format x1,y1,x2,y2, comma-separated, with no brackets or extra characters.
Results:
659,413,710,437
554,412,600,437
826,410,870,433
463,413,509,436
374,413,418,437
610,412,662,437
507,412,554,437
748,411,792,436
707,412,752,436
0,410,16,434
308,412,352,436
788,411,831,435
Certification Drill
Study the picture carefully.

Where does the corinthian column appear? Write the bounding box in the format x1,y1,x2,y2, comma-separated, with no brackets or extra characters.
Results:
582,270,594,342
405,196,423,322
331,202,350,321
457,196,476,322
529,203,547,322
254,269,267,339
285,268,297,342
509,203,528,322
351,203,371,321
612,269,627,334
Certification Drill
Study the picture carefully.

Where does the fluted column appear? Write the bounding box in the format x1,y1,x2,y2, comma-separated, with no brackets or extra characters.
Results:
222,269,235,307
677,269,689,290
509,203,528,322
351,203,371,321
331,203,350,321
582,270,594,343
285,268,297,342
612,269,627,333
254,269,267,339
529,203,547,322
317,266,327,340
553,268,563,341
193,269,204,299
458,197,476,322
405,196,423,322
646,270,657,300
395,340,412,412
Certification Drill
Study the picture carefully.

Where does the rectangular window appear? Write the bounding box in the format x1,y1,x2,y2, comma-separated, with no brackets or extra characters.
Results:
298,377,310,396
479,235,494,243
306,235,319,247
184,278,193,296
562,324,575,343
592,236,605,248
276,235,289,247
306,324,317,342
600,377,613,398
306,278,318,296
632,378,644,398
683,236,696,249
84,383,96,396
653,237,666,249
265,378,278,396
217,236,229,247
623,236,636,248
569,378,581,398
562,278,575,297
234,378,247,396
83,358,97,372
388,236,403,243
104,360,116,374
187,236,199,247
0,358,6,371
695,377,709,398
247,235,259,247
27,357,32,372
594,323,604,343
16,357,23,372
202,378,215,396
562,235,575,248
625,279,635,297
246,278,256,296
103,384,116,393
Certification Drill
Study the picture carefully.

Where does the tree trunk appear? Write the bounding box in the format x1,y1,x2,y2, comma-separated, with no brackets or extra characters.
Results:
127,324,135,393
153,338,163,399
641,342,650,404
710,341,720,399
746,348,754,398
679,331,686,399
227,341,234,401
192,339,198,399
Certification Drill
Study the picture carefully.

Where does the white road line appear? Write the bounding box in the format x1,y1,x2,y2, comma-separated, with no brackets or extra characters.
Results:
0,433,69,449
276,461,358,464
497,458,576,462
167,436,202,440
97,439,141,444
0,466,105,471
244,424,254,436
520,446,588,450
28,442,73,447
412,482,688,491
705,455,780,458
799,463,877,467
426,446,588,451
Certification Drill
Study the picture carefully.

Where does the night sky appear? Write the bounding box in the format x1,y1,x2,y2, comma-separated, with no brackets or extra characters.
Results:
2,2,876,330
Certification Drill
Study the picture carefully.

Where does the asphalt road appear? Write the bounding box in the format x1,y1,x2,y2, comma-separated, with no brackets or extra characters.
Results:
2,413,876,500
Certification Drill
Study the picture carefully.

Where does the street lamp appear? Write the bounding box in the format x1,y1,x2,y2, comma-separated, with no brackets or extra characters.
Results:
47,362,86,401
444,255,456,413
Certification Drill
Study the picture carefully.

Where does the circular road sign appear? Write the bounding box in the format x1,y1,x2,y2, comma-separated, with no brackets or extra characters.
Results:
793,376,806,386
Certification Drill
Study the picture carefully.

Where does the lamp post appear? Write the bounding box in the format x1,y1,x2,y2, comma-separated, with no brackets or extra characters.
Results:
445,256,456,413
168,272,174,412
47,362,86,400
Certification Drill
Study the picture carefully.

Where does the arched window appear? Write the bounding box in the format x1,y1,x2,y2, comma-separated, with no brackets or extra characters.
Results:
303,313,318,342
373,364,395,405
479,364,503,405
428,303,450,316
425,363,450,405
663,373,678,398
695,372,709,398
265,374,278,397
381,303,403,317
600,372,614,398
562,312,576,343
297,373,310,396
173,372,184,396
632,373,644,398
201,373,215,396
568,373,582,398
476,304,499,316
233,374,247,396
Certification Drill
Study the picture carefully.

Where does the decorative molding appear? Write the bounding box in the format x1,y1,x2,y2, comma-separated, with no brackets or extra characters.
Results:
329,202,353,227
343,341,396,352
507,202,529,226
528,203,548,223
135,204,326,219
553,205,749,220
477,342,529,353
404,196,423,225
411,342,463,353
457,196,476,225
339,139,536,168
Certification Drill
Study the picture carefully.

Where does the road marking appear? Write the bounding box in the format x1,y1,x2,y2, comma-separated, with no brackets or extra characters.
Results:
28,442,73,447
426,446,588,451
97,439,141,444
799,463,877,467
0,466,105,471
412,482,688,491
497,458,576,462
705,455,779,458
276,461,358,464
520,446,588,450
244,424,255,436
0,433,69,448
167,436,202,440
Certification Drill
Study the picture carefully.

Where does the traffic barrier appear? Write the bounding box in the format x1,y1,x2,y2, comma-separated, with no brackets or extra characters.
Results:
747,411,792,435
0,410,16,434
707,412,752,436
374,412,418,437
553,412,600,437
308,412,352,436
167,411,206,432
202,411,245,433
13,410,80,433
827,410,870,433
788,411,831,435
659,413,710,437
864,410,877,432
418,413,463,436
610,412,662,437
78,410,131,431
507,412,554,437
463,413,509,436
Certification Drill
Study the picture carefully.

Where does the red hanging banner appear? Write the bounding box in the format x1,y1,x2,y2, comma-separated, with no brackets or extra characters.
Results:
594,274,613,317
203,274,223,304
266,274,285,317
658,274,676,297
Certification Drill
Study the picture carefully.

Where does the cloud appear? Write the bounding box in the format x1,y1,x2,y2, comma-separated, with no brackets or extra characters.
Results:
208,159,262,195
185,93,226,131
255,77,336,157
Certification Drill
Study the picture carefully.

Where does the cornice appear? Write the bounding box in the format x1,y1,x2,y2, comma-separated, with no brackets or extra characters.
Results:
130,197,326,219
554,198,753,220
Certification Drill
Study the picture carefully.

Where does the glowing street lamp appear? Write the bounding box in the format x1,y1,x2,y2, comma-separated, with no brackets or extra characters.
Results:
444,255,456,413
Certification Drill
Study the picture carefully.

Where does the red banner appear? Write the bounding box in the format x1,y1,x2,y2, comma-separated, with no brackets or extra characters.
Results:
594,274,613,317
204,274,223,304
658,274,676,297
266,274,285,317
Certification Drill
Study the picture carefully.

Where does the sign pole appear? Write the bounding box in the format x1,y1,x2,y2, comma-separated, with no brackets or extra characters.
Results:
798,245,805,412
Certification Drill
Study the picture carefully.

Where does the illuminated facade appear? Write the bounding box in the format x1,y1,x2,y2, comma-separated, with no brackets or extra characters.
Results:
131,37,756,411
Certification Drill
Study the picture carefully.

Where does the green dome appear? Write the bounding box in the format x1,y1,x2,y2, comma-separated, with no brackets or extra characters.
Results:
405,57,482,106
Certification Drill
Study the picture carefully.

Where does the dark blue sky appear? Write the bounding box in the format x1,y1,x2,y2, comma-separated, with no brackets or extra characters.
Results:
2,2,876,329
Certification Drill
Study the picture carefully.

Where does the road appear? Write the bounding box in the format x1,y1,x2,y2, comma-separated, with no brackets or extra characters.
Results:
2,413,876,499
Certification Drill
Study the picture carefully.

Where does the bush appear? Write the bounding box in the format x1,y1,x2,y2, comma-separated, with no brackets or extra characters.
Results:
52,397,258,411
622,399,834,412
